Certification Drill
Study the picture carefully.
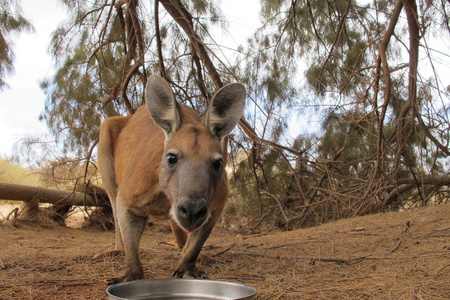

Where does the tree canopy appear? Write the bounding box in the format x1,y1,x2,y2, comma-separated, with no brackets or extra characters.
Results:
0,0,34,90
36,0,450,230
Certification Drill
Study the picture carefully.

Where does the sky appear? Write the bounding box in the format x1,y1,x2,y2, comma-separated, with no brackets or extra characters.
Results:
0,0,67,157
0,0,261,159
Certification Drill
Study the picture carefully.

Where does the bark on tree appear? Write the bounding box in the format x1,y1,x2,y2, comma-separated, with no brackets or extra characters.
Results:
383,175,450,207
376,0,403,175
0,181,107,207
394,0,420,173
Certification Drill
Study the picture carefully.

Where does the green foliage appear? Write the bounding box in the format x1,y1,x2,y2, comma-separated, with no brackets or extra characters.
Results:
0,0,34,89
260,0,380,98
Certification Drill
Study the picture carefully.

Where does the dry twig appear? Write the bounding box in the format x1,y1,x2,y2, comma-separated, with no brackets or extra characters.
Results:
387,238,402,253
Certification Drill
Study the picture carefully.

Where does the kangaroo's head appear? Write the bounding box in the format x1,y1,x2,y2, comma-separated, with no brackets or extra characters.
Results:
146,75,246,232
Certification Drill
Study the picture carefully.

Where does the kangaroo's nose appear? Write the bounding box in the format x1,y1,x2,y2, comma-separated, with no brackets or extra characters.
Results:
177,198,208,231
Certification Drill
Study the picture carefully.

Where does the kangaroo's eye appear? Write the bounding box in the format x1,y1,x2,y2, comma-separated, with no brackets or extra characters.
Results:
167,153,178,165
212,159,223,171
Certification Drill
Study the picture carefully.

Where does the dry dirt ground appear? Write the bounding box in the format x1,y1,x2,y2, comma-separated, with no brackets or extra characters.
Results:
0,203,449,299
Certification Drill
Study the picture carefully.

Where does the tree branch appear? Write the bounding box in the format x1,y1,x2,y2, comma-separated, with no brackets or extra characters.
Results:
375,0,403,174
317,0,351,82
154,0,166,79
383,175,450,207
159,0,223,88
393,0,420,172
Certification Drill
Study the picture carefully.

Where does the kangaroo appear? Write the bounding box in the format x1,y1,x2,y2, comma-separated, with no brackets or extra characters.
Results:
98,74,246,284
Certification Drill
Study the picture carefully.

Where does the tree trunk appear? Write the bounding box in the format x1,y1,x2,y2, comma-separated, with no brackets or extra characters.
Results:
0,181,108,207
383,175,450,207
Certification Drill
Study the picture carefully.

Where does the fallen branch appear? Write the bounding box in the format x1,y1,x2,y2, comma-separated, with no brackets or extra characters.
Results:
384,176,450,206
0,181,107,207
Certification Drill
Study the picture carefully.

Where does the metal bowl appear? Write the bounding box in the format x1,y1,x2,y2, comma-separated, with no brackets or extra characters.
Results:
106,278,257,300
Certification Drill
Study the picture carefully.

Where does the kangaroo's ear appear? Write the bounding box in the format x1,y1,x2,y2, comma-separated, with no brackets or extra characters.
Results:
205,83,246,141
146,75,181,137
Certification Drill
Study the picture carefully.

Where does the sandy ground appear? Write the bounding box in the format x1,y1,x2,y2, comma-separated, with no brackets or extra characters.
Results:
0,203,449,299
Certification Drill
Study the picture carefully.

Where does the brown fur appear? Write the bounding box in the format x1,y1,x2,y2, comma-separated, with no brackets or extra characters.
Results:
97,75,246,283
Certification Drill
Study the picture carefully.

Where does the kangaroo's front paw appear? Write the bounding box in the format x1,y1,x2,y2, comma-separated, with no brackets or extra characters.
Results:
172,263,208,279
